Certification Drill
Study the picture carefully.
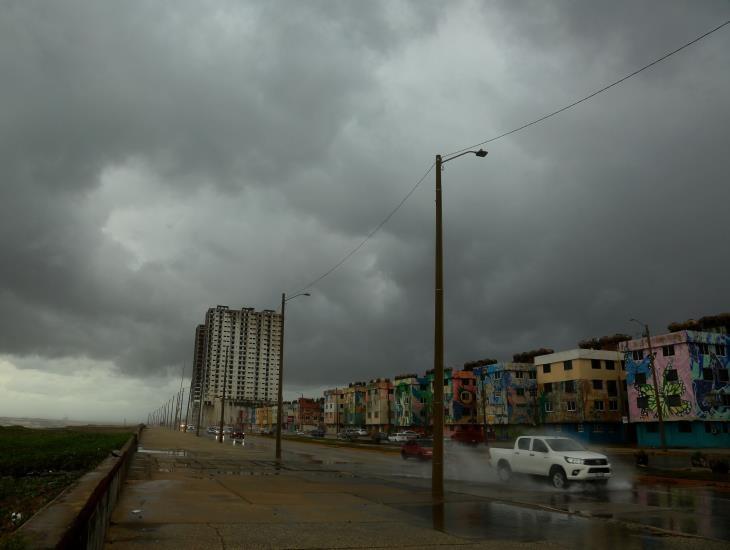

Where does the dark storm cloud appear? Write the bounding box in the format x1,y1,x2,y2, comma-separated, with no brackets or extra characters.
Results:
0,0,728,408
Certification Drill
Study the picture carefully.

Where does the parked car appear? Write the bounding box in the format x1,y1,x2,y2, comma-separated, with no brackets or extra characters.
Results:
206,426,217,435
489,436,611,489
260,428,273,435
295,430,307,436
371,431,389,444
338,429,357,440
388,431,419,442
351,428,368,437
309,429,326,438
223,426,233,434
401,439,433,460
451,430,485,446
186,424,196,432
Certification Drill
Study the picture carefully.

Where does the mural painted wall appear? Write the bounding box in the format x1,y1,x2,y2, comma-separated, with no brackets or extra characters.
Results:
622,331,729,422
474,363,537,425
343,385,366,427
446,370,477,425
392,375,432,428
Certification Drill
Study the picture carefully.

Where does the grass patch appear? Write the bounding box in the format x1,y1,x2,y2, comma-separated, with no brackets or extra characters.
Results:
0,426,131,540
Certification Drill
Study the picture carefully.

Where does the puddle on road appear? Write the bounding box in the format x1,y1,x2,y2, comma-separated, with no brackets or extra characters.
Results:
138,447,188,457
396,500,666,549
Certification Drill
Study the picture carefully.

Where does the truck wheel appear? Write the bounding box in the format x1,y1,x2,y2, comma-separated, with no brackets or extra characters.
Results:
497,462,512,482
550,467,568,489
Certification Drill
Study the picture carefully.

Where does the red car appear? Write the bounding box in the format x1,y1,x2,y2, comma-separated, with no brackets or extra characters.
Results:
401,439,433,460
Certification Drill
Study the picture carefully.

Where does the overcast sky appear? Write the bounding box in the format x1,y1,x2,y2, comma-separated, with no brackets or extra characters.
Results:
1,1,728,422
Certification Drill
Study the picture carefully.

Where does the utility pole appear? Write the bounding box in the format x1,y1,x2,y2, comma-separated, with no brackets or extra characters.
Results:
644,324,667,450
276,293,287,461
433,153,444,501
218,347,229,443
196,318,210,437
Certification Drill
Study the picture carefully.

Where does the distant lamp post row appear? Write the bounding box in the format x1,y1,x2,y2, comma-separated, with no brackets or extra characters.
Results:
433,149,488,501
276,291,311,461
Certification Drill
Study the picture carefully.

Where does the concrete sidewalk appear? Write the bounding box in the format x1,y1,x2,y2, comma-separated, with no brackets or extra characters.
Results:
105,428,548,549
105,428,725,549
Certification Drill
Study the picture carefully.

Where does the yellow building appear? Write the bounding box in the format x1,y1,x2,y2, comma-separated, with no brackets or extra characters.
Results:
534,349,630,443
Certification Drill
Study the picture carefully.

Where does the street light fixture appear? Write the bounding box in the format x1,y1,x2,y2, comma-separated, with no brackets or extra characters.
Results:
629,318,667,450
433,148,488,501
276,291,311,461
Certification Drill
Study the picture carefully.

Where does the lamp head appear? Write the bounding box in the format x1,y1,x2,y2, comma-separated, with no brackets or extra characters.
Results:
475,149,488,157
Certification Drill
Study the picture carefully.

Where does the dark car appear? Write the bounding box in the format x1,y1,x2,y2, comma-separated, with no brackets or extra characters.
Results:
451,430,485,446
371,431,389,444
231,431,245,445
401,439,434,460
309,429,325,438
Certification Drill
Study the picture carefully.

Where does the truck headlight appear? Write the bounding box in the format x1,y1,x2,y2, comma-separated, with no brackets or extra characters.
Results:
564,457,585,464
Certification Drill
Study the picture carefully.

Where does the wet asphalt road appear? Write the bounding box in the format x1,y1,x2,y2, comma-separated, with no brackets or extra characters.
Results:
221,434,730,545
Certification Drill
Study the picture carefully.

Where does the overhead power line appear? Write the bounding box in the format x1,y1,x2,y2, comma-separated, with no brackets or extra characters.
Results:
290,162,435,295
291,19,729,295
444,19,729,158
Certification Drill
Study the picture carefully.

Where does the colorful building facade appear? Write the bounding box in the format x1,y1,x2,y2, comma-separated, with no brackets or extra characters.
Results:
620,330,730,448
365,378,392,432
392,374,432,431
534,349,630,443
323,388,344,434
342,383,367,428
473,363,537,440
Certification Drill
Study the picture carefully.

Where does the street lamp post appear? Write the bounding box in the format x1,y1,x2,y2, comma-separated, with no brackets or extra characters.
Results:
433,148,487,501
630,319,667,450
276,291,311,461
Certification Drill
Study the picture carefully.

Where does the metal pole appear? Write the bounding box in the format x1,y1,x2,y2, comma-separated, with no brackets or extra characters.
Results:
644,324,667,450
433,154,444,501
219,347,229,443
276,293,286,461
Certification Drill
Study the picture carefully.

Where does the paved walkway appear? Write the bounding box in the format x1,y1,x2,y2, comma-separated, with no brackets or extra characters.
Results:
105,428,724,549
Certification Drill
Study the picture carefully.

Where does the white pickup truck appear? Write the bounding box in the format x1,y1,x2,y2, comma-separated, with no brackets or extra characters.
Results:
489,435,611,489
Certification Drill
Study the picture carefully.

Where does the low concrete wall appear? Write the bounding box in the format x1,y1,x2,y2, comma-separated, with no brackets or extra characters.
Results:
18,425,143,550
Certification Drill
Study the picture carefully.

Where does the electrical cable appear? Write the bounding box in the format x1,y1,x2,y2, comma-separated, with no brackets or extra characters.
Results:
289,19,729,295
444,19,729,158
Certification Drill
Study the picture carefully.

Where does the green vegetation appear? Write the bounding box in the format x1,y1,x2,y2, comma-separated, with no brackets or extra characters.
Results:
0,426,131,541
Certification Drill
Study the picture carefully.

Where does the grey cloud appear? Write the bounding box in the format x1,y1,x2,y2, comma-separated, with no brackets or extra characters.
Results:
0,1,728,416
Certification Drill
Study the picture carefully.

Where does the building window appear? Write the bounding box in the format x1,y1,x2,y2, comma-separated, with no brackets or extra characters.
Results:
594,400,604,411
637,396,649,409
567,400,577,412
564,360,573,371
516,388,525,397
593,424,604,433
529,371,537,379
632,350,644,361
564,380,575,393
716,344,727,356
605,360,615,370
608,399,618,411
543,364,551,374
721,394,730,406
515,371,524,378
703,368,714,381
662,345,675,357
592,379,603,390
678,421,692,433
544,383,553,393
635,373,647,385
666,394,682,407
718,369,729,382
545,401,553,413
621,360,626,371
494,372,501,379
577,423,584,433
591,359,600,370
665,369,679,382
607,380,618,396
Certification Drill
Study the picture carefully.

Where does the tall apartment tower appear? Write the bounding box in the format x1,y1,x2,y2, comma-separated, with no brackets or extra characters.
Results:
191,305,282,427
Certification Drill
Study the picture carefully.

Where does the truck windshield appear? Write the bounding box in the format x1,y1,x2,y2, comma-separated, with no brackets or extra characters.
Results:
545,438,585,452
